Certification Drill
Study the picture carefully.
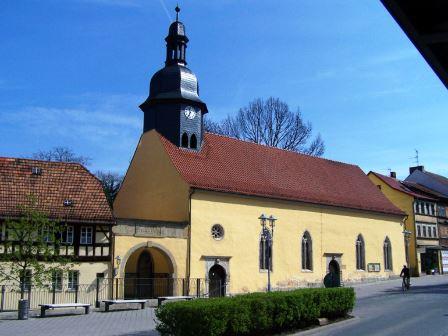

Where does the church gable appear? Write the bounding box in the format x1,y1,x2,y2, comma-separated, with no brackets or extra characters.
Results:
113,130,190,223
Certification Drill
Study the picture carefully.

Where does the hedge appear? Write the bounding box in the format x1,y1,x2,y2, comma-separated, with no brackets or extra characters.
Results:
155,287,355,336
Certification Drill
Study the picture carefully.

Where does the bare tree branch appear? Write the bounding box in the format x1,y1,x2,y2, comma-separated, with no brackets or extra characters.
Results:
32,147,91,166
203,97,325,156
95,171,123,208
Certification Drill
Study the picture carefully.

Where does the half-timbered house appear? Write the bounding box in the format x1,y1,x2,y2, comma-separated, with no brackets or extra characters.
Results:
0,157,114,286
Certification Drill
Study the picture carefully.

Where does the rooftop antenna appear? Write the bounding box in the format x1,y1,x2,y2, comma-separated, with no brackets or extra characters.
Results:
175,4,180,21
414,149,419,166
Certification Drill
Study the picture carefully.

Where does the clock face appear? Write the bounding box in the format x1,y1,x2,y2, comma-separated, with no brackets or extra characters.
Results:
184,106,197,120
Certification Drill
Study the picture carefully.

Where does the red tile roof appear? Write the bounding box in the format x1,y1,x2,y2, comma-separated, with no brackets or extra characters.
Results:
0,157,114,223
161,133,405,216
369,172,435,201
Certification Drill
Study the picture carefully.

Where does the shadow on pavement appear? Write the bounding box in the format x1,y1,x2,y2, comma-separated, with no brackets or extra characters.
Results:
119,331,159,336
381,283,448,296
98,308,143,313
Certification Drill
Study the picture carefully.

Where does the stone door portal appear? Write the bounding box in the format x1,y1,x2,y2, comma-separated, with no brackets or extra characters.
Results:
208,264,226,297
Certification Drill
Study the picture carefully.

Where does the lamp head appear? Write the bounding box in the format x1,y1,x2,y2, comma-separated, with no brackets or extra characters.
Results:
259,214,267,227
268,215,277,228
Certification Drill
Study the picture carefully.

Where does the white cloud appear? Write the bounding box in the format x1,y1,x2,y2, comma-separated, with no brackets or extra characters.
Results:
0,92,142,148
0,92,145,173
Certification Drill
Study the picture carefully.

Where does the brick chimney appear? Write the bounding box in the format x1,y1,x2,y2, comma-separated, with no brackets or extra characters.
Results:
409,166,424,174
390,171,397,178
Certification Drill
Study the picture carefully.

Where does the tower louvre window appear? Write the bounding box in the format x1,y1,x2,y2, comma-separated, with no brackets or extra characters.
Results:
181,133,189,148
190,134,197,149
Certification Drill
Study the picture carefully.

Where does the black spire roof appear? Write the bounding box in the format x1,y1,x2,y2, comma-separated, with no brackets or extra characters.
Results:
140,6,207,112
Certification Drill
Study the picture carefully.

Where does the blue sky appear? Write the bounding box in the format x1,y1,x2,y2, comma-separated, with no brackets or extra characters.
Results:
0,0,446,179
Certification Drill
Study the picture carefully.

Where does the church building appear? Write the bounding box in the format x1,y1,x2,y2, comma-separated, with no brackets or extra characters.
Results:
113,8,407,297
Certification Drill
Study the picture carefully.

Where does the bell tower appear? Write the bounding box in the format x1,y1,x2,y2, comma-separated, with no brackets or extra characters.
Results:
139,6,208,150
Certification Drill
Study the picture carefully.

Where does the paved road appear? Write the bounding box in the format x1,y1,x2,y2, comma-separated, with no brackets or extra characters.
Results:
301,275,448,336
1,276,447,336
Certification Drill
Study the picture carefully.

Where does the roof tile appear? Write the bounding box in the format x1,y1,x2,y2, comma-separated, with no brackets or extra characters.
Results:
0,158,114,222
162,133,404,216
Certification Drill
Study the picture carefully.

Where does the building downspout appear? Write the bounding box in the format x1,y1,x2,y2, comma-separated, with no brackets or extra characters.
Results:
187,189,195,281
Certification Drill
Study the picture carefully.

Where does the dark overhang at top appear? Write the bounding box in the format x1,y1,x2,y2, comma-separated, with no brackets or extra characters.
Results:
381,0,448,89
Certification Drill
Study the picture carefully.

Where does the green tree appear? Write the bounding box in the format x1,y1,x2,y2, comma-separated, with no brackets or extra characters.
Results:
0,197,73,298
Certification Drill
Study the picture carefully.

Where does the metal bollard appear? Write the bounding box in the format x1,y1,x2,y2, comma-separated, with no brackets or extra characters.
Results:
18,299,29,320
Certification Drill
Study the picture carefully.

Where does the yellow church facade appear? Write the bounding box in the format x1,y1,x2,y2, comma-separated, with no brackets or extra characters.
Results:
113,131,406,296
112,11,407,297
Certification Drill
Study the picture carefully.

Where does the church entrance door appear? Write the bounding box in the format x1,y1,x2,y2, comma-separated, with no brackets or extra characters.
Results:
208,264,226,297
137,250,154,298
324,259,341,288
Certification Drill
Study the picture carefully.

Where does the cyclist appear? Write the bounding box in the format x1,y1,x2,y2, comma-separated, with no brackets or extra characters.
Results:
400,265,410,290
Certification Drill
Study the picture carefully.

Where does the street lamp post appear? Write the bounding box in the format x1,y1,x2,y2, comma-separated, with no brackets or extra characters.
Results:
259,214,277,292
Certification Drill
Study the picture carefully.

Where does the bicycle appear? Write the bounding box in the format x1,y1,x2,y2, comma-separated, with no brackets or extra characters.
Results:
401,276,410,292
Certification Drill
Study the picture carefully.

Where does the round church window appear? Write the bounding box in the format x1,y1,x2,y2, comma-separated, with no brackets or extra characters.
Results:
211,224,224,240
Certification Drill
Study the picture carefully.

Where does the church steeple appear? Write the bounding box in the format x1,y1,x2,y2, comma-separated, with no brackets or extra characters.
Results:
165,6,188,66
139,6,208,151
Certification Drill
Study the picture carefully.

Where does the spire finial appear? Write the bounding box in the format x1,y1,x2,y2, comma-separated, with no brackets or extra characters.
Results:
175,4,180,21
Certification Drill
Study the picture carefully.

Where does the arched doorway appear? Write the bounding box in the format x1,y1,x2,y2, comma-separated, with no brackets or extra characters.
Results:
123,246,175,299
208,264,226,297
324,259,341,288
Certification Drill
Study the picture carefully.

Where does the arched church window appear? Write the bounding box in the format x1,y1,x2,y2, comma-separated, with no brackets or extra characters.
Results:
301,231,313,271
190,134,197,149
259,230,272,271
181,133,188,148
356,234,366,270
384,237,393,271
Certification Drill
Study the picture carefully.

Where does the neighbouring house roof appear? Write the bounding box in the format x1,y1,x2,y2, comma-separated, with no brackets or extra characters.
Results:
161,132,405,216
0,157,114,223
403,180,448,203
405,169,448,199
369,172,436,201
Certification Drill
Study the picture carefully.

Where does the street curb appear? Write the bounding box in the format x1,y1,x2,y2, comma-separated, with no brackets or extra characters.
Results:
290,316,360,335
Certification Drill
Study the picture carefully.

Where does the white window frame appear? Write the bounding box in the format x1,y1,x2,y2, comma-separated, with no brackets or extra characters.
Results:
80,226,93,245
68,271,79,291
62,226,74,244
42,226,52,243
52,270,63,291
416,222,438,238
